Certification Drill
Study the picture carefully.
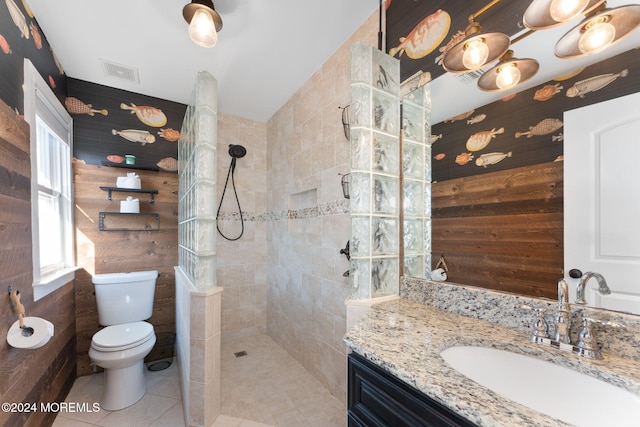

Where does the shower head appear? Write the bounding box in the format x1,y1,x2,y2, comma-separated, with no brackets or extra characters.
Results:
229,144,246,159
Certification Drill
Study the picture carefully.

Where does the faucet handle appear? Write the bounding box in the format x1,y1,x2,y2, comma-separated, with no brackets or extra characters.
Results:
531,308,549,343
576,318,603,360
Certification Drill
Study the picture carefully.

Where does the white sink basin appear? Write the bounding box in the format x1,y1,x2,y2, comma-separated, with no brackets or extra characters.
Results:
440,346,640,427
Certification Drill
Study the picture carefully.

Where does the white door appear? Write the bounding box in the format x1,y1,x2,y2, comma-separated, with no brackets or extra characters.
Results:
564,92,640,314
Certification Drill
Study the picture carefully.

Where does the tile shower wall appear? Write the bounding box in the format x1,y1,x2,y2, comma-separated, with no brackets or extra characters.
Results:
216,113,268,339
265,13,379,402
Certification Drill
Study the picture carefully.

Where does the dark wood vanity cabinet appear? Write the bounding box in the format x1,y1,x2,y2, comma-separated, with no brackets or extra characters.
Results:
348,353,477,427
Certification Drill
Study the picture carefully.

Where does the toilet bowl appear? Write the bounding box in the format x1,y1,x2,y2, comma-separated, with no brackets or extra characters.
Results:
89,270,158,411
89,321,156,410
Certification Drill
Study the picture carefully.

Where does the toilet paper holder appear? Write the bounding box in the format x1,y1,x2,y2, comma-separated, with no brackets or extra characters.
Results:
8,286,34,337
435,255,448,272
7,286,54,349
431,255,449,282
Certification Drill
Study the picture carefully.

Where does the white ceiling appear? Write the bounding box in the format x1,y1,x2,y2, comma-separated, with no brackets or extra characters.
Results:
26,0,640,124
27,0,378,122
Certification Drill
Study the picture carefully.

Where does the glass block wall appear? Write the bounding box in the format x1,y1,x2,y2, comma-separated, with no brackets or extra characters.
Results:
178,71,218,291
402,84,432,279
349,42,401,299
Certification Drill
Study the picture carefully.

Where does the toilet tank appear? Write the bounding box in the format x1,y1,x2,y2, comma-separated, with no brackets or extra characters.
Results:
92,270,158,326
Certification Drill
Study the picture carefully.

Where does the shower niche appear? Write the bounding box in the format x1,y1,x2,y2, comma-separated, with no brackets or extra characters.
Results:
289,188,318,234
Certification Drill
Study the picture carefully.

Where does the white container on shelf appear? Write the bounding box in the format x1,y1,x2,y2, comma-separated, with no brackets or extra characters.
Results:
120,197,140,213
116,173,141,189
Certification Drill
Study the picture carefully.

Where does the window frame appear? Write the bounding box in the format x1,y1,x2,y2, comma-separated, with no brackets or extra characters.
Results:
23,59,77,301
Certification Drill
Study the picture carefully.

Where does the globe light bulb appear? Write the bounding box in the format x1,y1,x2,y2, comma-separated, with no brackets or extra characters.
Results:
189,8,218,48
549,0,590,22
496,63,521,89
462,38,489,70
579,19,616,54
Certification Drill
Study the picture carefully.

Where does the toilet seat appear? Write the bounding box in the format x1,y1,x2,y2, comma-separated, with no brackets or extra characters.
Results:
91,321,154,352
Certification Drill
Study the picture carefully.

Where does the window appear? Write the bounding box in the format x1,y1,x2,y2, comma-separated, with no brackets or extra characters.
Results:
23,59,76,300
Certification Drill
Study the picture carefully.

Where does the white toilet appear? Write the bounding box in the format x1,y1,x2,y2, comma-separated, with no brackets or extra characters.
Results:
89,270,158,411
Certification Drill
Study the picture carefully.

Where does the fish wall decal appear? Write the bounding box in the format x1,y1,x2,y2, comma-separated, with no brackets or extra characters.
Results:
566,69,629,98
389,9,450,59
20,0,33,18
120,103,167,127
455,153,474,165
467,114,486,125
157,157,178,172
445,109,474,123
475,152,512,167
30,22,41,49
430,133,443,144
534,84,562,101
106,155,125,163
0,34,11,54
65,97,108,116
515,118,563,138
158,128,180,142
112,129,156,145
466,127,504,152
6,0,29,39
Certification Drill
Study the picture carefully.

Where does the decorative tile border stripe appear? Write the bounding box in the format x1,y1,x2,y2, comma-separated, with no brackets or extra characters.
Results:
217,199,349,222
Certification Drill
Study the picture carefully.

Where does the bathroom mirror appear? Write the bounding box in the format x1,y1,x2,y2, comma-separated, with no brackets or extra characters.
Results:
400,41,640,314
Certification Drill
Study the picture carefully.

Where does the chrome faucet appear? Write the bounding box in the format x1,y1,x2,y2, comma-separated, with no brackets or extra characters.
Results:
576,272,611,305
528,278,603,359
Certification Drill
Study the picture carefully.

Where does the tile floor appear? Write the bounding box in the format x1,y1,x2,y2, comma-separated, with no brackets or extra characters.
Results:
53,334,345,427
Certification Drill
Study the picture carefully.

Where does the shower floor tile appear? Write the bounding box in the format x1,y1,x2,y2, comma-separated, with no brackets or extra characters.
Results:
221,334,345,427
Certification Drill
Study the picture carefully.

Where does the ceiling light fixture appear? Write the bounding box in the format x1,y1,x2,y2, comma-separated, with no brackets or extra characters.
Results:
555,3,640,57
524,0,605,29
183,0,223,48
442,0,511,73
550,0,590,22
477,50,539,91
442,20,511,73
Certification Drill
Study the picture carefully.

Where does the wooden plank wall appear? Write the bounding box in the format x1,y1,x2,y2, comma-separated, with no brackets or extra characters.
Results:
0,100,76,427
431,161,564,299
73,162,178,376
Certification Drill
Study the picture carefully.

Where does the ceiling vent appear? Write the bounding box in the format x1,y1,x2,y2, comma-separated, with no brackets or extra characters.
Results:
100,59,140,83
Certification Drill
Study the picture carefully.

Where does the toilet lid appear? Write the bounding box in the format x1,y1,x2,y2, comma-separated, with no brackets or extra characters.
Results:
92,321,154,352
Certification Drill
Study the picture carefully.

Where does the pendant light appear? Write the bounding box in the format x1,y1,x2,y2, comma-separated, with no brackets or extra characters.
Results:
555,3,640,57
524,0,606,29
183,0,223,48
550,0,590,21
477,50,539,91
442,21,511,73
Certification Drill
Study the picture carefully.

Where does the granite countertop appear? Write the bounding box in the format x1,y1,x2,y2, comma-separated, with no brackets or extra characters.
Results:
344,297,640,427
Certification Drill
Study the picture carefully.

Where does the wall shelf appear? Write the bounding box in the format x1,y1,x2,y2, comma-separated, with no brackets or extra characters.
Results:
98,212,160,231
99,186,158,204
